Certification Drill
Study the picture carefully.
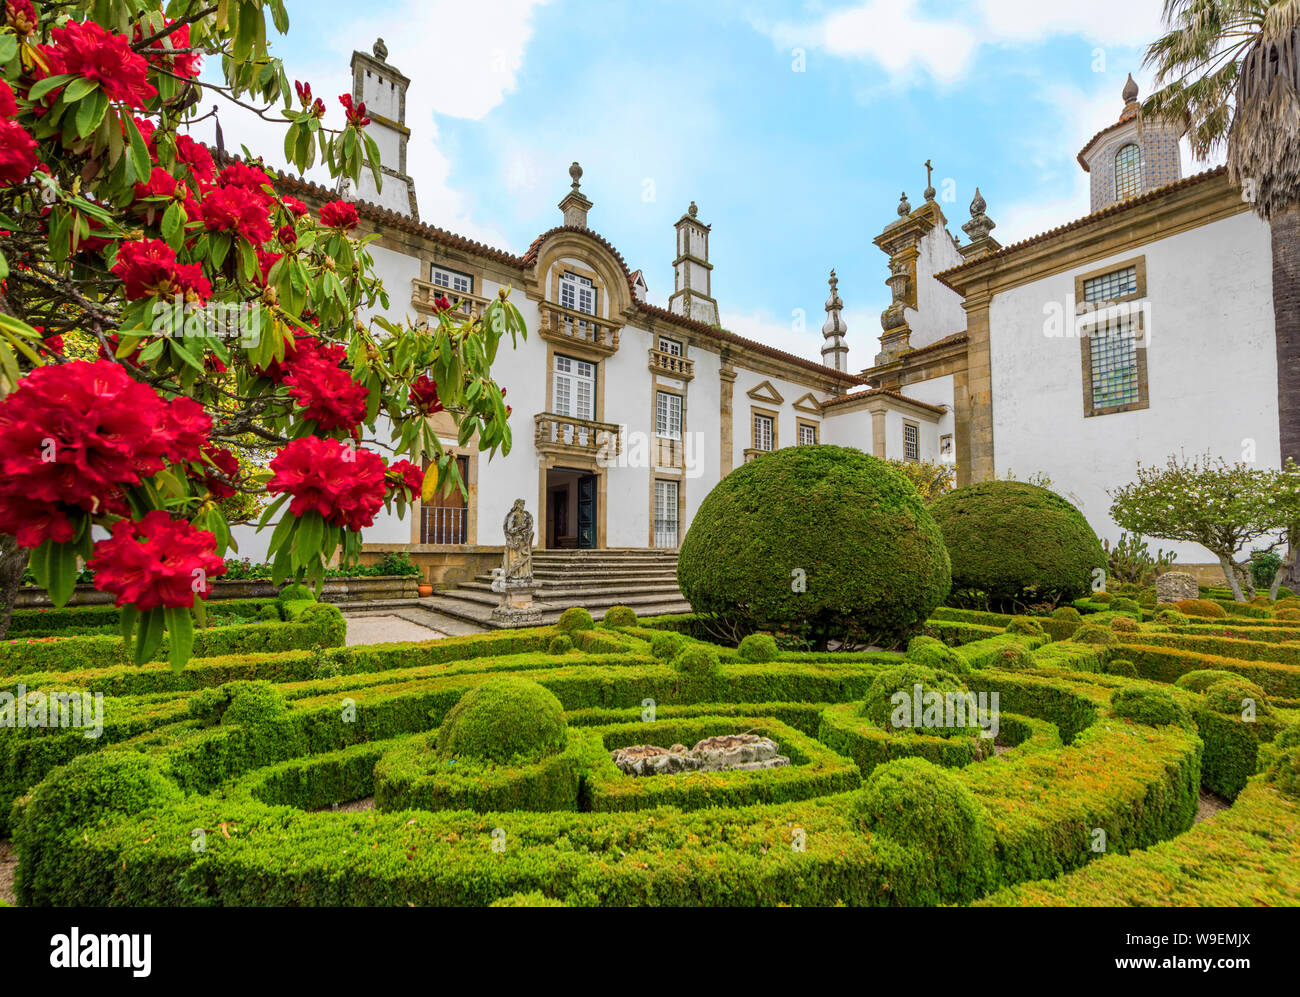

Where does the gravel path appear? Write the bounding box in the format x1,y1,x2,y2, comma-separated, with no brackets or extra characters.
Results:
344,614,445,646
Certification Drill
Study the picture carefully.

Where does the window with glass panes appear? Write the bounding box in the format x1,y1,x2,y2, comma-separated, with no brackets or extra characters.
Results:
654,479,679,548
903,422,919,462
553,355,595,420
1088,317,1142,410
559,272,595,314
798,423,817,446
1114,144,1142,201
658,336,682,356
753,413,774,451
1082,265,1138,304
431,265,474,314
656,391,682,440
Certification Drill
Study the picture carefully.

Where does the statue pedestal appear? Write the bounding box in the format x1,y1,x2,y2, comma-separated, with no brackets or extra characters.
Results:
490,579,542,628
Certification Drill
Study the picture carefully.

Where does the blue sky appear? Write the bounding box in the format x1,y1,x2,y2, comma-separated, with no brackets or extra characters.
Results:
212,1,1215,363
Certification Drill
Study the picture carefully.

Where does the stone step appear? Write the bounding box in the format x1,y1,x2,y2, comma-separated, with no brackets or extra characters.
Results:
437,586,686,609
458,580,685,598
476,570,680,585
418,594,692,629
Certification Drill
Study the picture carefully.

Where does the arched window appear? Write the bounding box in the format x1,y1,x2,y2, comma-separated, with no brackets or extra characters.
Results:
1115,143,1142,200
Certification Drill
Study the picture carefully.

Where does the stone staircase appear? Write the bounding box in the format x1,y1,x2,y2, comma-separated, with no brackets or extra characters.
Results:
421,548,690,628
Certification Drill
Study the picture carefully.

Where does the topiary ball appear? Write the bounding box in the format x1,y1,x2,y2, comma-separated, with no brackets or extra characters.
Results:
929,481,1105,610
861,663,976,737
221,681,289,727
1051,606,1082,622
737,632,779,663
1092,592,1115,604
671,645,721,678
437,677,567,764
1153,607,1188,625
650,630,688,660
1110,615,1139,633
603,605,637,628
547,634,573,654
1175,669,1246,694
1111,687,1190,728
1276,609,1300,622
1111,597,1142,613
904,635,969,675
677,446,950,648
256,604,282,621
988,642,1036,671
276,582,315,605
1104,658,1137,677
855,757,996,904
1072,623,1118,646
1203,678,1270,717
556,607,594,633
1004,617,1047,638
1173,599,1227,619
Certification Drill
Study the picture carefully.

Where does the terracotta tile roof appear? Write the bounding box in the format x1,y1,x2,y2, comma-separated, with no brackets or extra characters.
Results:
900,332,968,358
234,154,868,386
821,386,946,414
935,166,1229,289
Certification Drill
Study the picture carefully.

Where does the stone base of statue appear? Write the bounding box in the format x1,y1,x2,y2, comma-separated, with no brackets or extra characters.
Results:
490,579,543,628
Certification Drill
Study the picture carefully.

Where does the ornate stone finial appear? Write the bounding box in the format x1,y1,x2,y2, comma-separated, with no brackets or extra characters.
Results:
688,200,698,218
923,160,936,202
897,191,911,217
1122,72,1139,104
962,186,996,242
821,269,848,371
569,161,583,191
373,38,388,62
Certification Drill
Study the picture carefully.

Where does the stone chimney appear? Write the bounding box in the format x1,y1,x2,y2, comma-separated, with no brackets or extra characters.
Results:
558,162,592,227
668,201,720,326
346,38,418,218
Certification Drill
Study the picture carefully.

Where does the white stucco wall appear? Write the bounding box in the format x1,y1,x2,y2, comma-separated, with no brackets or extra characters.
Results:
908,225,967,350
988,210,1277,562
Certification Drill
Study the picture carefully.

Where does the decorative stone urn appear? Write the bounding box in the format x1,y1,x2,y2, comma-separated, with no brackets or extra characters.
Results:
1155,571,1199,604
490,498,542,627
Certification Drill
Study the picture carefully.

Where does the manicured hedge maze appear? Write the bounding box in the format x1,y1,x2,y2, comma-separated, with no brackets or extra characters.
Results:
4,601,1299,906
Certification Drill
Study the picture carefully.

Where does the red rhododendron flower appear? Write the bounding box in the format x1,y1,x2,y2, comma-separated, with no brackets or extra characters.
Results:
0,361,212,544
256,247,282,283
385,459,424,499
408,374,443,415
41,20,157,108
319,200,359,230
134,166,178,203
136,20,202,79
277,223,297,246
267,436,387,531
0,493,79,549
6,0,37,36
432,295,451,312
339,93,370,127
195,443,239,500
88,510,227,610
285,359,369,431
175,134,215,185
0,79,16,118
281,195,308,216
41,333,64,354
218,160,272,191
200,184,273,244
0,118,37,185
111,239,211,302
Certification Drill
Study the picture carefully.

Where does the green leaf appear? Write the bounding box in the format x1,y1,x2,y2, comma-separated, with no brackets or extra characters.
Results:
0,34,17,64
119,604,140,644
164,607,194,672
27,74,74,103
135,609,166,667
126,114,152,185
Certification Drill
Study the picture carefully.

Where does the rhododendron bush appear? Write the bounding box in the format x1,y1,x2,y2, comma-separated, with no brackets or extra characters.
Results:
0,1,525,666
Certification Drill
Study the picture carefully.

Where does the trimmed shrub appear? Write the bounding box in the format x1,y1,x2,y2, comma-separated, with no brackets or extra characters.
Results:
650,630,689,661
988,643,1037,671
489,892,569,907
855,758,996,904
1072,623,1118,646
436,678,567,764
1111,687,1190,728
737,633,779,663
556,607,595,633
1104,658,1137,677
671,645,721,678
276,582,315,605
603,605,637,628
905,635,969,675
1153,607,1189,625
1276,609,1300,622
13,752,182,905
677,445,951,647
1203,678,1270,717
1174,599,1228,619
930,481,1105,610
256,604,282,622
547,634,573,654
1110,615,1139,633
1051,606,1082,622
861,663,976,738
1266,745,1300,798
1175,669,1248,694
1111,597,1142,614
1004,617,1046,638
1092,592,1115,604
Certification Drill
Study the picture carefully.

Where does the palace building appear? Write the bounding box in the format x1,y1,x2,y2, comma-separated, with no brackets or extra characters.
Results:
233,45,1280,590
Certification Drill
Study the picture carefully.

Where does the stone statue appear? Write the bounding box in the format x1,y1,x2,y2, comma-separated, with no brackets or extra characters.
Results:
501,498,534,582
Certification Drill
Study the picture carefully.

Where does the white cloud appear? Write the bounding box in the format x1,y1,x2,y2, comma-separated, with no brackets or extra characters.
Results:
752,0,1168,86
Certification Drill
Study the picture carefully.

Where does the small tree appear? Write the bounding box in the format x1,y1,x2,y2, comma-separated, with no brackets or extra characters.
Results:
1257,459,1300,600
1108,454,1279,601
887,458,955,504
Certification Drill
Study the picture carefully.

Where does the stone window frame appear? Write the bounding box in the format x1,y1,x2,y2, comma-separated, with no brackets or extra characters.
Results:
902,420,920,462
1079,309,1150,418
751,406,778,452
796,418,819,446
